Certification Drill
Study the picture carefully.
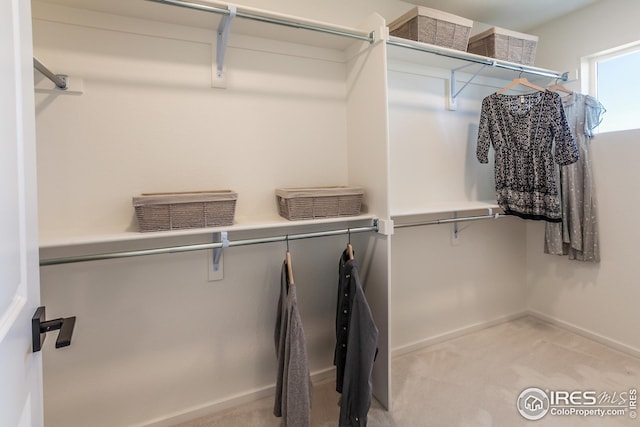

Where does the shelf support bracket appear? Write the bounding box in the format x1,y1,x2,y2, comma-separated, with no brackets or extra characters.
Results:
451,207,501,244
212,231,229,271
447,62,492,111
452,211,460,240
213,5,236,86
209,231,228,281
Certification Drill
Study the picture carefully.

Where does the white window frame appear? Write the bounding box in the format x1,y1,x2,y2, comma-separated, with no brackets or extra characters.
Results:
581,40,640,133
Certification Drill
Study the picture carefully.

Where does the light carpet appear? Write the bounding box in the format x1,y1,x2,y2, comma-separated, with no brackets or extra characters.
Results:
174,317,640,426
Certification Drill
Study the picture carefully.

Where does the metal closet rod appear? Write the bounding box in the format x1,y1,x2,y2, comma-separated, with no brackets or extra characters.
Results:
386,38,568,81
33,57,68,90
146,0,375,43
394,212,502,229
40,224,378,266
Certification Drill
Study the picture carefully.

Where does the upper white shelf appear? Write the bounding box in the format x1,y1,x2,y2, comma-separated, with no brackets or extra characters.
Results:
386,35,568,82
149,0,374,50
34,0,375,51
391,201,500,219
39,214,377,250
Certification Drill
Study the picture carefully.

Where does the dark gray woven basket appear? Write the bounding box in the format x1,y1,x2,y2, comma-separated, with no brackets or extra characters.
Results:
133,190,237,232
276,187,363,221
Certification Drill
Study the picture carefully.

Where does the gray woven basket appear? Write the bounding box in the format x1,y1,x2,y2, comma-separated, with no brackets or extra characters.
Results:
276,186,364,221
133,190,237,232
467,27,538,65
388,6,472,51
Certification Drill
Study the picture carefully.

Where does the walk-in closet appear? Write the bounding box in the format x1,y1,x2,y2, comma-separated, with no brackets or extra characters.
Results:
3,0,640,426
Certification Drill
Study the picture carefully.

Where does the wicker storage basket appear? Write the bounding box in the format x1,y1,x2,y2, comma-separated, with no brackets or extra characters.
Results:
388,6,473,51
467,27,538,65
132,190,237,232
276,186,364,221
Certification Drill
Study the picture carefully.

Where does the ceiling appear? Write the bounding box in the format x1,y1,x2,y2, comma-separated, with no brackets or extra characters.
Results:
33,0,601,32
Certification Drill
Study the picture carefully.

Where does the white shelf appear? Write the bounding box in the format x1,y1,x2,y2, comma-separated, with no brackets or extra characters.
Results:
39,214,377,249
35,0,374,51
386,36,567,82
391,201,500,219
148,0,374,50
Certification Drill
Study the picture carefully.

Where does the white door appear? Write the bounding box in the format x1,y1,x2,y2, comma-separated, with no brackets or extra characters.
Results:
0,0,44,426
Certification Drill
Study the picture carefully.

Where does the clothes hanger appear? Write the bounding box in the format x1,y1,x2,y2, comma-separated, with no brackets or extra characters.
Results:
496,73,545,94
346,229,354,261
286,251,295,286
285,236,295,286
548,78,574,94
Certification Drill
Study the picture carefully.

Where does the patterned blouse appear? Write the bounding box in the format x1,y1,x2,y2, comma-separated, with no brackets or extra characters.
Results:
477,90,579,222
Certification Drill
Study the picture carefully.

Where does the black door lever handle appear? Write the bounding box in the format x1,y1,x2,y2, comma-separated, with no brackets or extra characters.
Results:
32,306,76,352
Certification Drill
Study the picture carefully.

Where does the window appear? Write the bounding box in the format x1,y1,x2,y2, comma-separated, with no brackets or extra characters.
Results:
584,42,640,133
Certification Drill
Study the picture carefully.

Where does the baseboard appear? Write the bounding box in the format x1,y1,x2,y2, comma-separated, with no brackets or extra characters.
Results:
391,311,528,358
139,367,336,427
527,309,640,359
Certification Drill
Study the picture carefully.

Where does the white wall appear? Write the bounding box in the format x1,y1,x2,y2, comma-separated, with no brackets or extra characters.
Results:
391,217,527,353
34,0,640,426
33,4,349,237
386,64,527,353
526,0,640,355
41,232,370,427
387,67,496,213
33,2,529,426
33,3,377,427
199,0,411,28
527,130,640,354
530,0,640,81
345,13,394,408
